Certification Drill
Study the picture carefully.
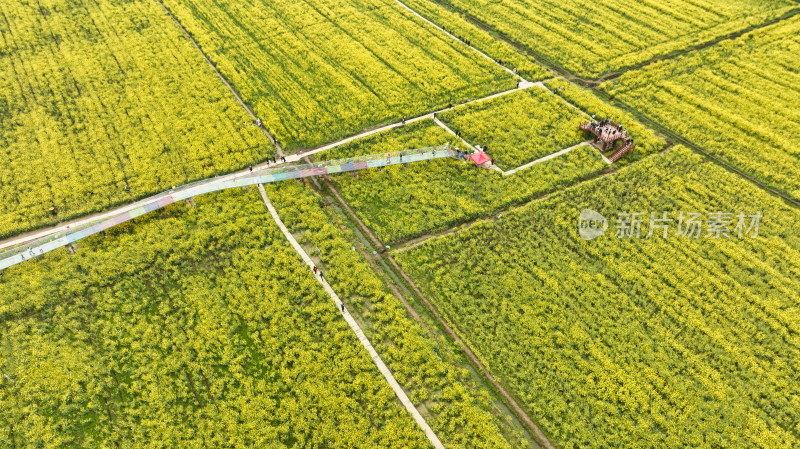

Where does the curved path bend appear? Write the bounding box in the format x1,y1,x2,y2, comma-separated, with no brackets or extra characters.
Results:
0,147,455,271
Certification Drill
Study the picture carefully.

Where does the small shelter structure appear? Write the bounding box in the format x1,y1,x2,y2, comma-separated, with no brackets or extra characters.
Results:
469,151,491,167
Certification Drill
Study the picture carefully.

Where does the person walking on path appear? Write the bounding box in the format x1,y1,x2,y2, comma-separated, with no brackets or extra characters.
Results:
249,165,253,173
340,303,345,313
313,266,317,275
282,156,286,163
319,271,324,280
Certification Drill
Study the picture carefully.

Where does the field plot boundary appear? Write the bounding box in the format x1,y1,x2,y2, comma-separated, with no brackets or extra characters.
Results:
258,185,445,449
392,146,800,448
434,110,605,174
587,90,800,209
153,0,283,157
499,140,603,176
391,144,674,254
395,0,522,80
0,81,547,251
596,6,800,82
415,0,800,84
322,179,557,449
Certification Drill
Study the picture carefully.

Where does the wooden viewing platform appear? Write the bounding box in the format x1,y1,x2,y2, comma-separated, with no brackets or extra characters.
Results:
580,120,635,162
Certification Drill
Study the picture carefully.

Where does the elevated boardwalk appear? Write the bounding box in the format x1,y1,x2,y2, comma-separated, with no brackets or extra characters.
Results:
1,145,455,271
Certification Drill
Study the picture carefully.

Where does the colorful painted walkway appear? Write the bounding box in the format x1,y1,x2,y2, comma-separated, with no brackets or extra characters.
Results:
0,145,455,271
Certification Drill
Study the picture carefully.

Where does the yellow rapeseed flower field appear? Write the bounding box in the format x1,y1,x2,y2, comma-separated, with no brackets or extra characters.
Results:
421,0,796,78
400,147,800,449
160,0,516,150
606,16,800,201
0,0,267,238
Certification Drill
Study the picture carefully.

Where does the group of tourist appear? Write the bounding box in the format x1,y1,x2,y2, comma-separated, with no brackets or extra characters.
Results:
586,115,635,149
589,116,628,139
264,155,287,166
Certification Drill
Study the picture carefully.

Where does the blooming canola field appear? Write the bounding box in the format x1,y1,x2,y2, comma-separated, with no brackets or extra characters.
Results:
424,0,796,77
0,190,433,447
606,16,800,200
0,0,266,239
399,148,800,449
161,0,516,150
2,0,800,448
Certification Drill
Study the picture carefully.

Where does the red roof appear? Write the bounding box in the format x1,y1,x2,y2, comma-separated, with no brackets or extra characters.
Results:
469,152,491,166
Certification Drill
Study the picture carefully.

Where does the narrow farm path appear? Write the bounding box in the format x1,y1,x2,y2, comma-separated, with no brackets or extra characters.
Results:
154,0,284,157
0,82,545,252
257,184,446,449
501,140,599,176
295,81,540,166
394,0,522,80
397,0,800,210
392,144,676,254
322,180,557,449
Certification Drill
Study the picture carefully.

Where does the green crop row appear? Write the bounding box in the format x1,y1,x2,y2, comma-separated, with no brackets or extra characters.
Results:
0,189,432,447
606,15,800,200
398,146,800,449
0,0,267,239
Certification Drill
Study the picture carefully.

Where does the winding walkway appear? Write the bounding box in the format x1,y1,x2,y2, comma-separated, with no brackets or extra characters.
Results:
0,147,455,271
258,185,445,449
0,81,544,255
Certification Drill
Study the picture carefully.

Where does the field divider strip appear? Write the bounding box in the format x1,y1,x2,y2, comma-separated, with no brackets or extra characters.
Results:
432,117,477,150
596,6,800,83
1,81,544,252
420,0,800,85
321,180,557,449
430,80,542,158
257,184,445,449
153,0,283,157
394,0,523,80
391,144,676,254
587,90,800,208
296,81,539,164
